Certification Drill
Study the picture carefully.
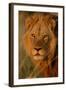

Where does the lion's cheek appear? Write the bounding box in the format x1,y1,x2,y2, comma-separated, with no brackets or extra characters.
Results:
39,49,45,55
32,49,37,56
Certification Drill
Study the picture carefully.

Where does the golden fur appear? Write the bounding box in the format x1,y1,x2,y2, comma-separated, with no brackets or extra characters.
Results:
22,13,58,77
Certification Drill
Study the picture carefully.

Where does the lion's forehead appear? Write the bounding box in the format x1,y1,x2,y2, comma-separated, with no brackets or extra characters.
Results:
30,23,50,37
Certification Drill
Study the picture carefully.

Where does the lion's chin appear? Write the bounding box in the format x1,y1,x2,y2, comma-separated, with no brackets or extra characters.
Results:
33,55,44,61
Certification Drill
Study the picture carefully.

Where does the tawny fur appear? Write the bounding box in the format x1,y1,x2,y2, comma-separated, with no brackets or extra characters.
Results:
22,13,58,78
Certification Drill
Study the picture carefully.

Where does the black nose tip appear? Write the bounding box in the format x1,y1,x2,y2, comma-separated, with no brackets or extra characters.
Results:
34,48,41,51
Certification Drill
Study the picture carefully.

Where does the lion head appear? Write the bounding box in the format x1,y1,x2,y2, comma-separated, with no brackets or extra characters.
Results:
22,13,57,65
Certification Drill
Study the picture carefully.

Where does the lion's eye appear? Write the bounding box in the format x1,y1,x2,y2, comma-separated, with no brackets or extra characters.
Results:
31,34,35,38
43,35,49,43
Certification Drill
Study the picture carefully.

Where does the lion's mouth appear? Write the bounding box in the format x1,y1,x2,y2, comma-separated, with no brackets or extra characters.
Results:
34,53,40,56
33,55,44,60
32,49,45,60
33,53,44,60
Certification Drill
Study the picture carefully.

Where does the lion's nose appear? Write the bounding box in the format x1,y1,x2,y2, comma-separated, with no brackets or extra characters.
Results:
34,48,41,51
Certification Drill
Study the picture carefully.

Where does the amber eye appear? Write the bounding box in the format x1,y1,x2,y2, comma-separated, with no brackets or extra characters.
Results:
43,35,49,43
31,33,35,38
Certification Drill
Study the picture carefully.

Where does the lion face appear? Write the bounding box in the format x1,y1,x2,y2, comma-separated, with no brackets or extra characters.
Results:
22,13,57,63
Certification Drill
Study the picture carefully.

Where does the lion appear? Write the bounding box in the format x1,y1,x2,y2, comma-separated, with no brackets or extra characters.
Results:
19,12,58,78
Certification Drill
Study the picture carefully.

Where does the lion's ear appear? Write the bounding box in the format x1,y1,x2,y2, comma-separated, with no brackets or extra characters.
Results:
49,19,56,31
48,14,58,32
